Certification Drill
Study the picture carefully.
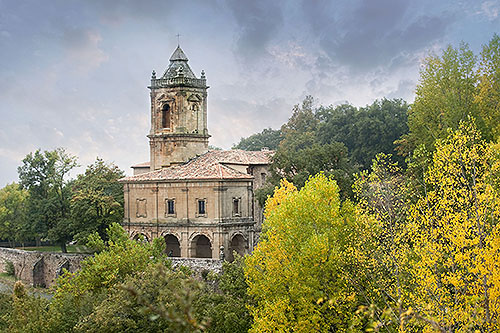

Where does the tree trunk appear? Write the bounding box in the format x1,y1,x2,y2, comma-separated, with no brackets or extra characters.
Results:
36,236,41,247
60,242,67,253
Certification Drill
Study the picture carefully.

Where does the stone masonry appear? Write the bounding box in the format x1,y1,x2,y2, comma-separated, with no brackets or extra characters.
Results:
0,248,89,288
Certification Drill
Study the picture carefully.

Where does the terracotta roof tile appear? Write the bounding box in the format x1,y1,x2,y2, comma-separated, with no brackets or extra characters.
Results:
120,149,273,182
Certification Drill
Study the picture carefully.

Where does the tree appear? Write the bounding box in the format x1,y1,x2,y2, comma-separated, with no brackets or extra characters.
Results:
194,255,253,333
265,96,356,200
245,174,380,331
232,128,282,151
353,154,415,328
476,34,500,141
73,263,207,333
18,148,78,252
408,121,500,331
0,183,29,246
71,158,125,244
271,137,355,199
7,281,50,333
318,99,409,170
401,37,500,156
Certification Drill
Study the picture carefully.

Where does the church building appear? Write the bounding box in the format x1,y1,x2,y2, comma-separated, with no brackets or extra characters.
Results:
119,45,272,260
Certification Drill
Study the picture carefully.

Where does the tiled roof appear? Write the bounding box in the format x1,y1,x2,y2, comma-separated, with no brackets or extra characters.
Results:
120,149,273,182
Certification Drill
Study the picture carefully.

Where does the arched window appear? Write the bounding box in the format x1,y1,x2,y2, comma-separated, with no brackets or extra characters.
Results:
162,104,170,128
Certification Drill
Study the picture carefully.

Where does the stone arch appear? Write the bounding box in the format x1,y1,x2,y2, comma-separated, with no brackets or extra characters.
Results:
228,233,247,262
190,234,212,258
32,257,45,288
160,230,182,241
132,233,149,243
164,234,181,257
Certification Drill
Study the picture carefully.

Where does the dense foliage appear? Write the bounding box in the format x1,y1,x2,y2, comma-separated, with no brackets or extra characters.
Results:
245,96,409,202
17,148,78,252
0,183,29,247
233,128,282,151
245,175,381,331
0,153,124,250
408,122,500,331
401,34,500,156
0,224,253,332
71,158,125,244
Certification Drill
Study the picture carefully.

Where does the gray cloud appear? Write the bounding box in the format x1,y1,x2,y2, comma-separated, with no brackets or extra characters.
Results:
302,0,453,72
225,0,284,63
209,97,291,148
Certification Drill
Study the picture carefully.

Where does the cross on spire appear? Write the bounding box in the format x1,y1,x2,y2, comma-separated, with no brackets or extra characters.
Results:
176,33,181,46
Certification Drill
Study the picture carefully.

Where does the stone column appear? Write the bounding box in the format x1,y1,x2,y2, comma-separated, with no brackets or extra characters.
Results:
181,231,189,258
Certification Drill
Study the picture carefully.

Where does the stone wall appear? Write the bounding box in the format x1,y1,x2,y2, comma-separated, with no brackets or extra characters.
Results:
0,248,89,287
169,257,222,274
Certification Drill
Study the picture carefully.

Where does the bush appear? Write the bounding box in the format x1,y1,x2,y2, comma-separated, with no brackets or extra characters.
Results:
4,261,14,276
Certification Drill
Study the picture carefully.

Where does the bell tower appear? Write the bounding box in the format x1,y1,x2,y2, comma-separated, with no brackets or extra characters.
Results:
148,45,210,170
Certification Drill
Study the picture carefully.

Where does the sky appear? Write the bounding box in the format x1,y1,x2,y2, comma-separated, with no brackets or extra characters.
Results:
0,0,499,187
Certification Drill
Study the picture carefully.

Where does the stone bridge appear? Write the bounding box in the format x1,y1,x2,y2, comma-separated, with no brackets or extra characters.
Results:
0,248,223,288
0,248,89,288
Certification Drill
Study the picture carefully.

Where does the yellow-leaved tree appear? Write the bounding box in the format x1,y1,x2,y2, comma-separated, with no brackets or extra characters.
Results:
244,174,381,332
409,121,500,332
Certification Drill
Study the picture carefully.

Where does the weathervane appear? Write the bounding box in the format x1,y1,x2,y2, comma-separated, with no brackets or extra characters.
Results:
176,33,181,46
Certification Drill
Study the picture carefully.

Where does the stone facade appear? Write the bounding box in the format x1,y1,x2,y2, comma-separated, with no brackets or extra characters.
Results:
123,179,255,259
121,46,272,260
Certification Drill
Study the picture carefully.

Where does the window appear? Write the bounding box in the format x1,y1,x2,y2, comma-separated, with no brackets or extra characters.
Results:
165,199,175,216
261,172,267,182
233,197,241,216
197,199,206,216
136,198,147,218
162,104,170,128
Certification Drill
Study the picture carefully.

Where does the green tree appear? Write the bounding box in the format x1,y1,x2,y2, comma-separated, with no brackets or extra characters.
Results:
233,128,282,151
408,121,500,331
0,183,29,246
7,281,50,333
18,148,78,252
56,223,152,297
74,263,207,333
318,99,409,170
245,174,380,332
403,43,483,154
265,96,356,200
477,34,500,141
71,158,124,244
195,255,253,333
44,223,161,332
271,137,354,199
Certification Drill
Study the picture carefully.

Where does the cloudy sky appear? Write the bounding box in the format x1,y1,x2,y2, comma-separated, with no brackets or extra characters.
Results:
0,0,499,186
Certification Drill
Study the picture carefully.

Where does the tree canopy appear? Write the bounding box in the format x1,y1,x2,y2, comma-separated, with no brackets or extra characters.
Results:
402,35,500,156
233,128,282,151
245,174,380,331
70,158,125,244
0,183,29,247
408,121,500,331
17,148,78,252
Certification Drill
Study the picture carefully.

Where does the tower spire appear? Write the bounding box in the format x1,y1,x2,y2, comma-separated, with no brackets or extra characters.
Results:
176,33,181,46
